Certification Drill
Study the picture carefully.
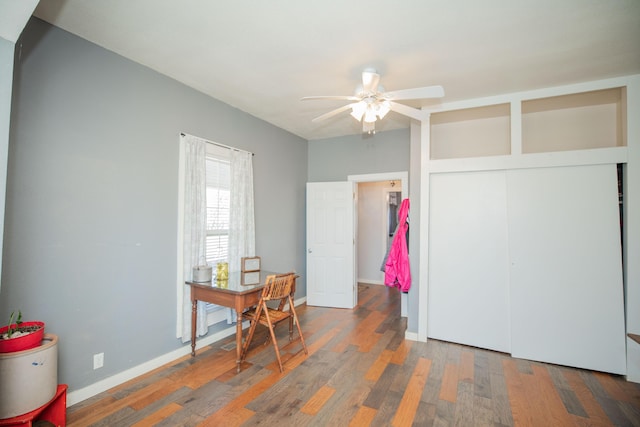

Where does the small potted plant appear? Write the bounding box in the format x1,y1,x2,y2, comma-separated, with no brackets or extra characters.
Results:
0,310,45,353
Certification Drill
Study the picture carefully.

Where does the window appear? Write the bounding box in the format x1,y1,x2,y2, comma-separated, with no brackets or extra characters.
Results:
205,156,230,265
177,133,255,340
204,144,231,323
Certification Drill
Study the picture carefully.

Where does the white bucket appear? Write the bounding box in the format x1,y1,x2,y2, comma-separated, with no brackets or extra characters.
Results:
193,265,212,282
0,333,58,419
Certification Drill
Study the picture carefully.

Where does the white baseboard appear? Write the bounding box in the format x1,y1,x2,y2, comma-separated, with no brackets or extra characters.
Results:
67,323,241,406
67,296,307,406
626,337,640,384
358,279,384,285
404,330,419,342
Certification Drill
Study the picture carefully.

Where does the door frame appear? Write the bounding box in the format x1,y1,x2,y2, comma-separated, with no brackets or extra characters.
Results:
348,172,409,317
348,171,409,202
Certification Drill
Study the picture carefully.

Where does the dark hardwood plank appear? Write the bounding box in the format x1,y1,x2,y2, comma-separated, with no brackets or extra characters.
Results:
452,380,475,426
489,370,515,426
363,363,401,409
563,368,613,425
420,339,448,406
472,394,496,426
412,401,436,426
130,402,183,427
154,412,206,427
557,387,589,418
173,378,233,418
315,381,371,426
433,398,456,426
112,387,194,427
473,350,492,399
370,389,403,426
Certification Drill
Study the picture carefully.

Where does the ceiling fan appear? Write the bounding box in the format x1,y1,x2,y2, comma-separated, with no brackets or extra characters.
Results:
302,68,444,134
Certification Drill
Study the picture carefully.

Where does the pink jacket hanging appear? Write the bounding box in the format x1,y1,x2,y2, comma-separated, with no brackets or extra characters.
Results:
384,198,411,291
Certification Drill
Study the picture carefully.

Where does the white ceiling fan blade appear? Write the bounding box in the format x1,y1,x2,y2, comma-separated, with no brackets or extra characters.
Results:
311,103,358,122
362,70,380,93
383,85,445,100
388,101,427,121
302,95,360,101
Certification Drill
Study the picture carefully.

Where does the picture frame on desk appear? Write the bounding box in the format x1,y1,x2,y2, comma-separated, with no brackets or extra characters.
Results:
242,271,261,285
241,256,261,272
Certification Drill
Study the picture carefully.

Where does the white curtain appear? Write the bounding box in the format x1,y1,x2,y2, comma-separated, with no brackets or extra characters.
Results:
181,134,208,342
227,150,255,323
229,149,255,270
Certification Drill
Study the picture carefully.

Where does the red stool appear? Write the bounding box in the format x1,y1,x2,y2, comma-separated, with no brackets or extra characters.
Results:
0,384,67,427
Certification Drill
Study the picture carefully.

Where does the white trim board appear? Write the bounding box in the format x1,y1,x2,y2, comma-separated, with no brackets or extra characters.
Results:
348,171,409,200
358,279,384,285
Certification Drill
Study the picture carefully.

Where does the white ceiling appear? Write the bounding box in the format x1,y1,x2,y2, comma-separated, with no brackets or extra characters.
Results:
32,0,640,141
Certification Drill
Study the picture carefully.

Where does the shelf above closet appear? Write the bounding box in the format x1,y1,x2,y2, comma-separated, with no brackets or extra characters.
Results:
522,87,626,154
430,103,511,160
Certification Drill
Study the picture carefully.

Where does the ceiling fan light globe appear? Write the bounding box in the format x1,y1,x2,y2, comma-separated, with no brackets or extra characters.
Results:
364,108,377,123
350,110,364,121
377,101,391,119
350,101,366,121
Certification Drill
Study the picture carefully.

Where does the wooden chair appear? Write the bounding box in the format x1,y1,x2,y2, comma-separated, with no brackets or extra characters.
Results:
240,272,308,372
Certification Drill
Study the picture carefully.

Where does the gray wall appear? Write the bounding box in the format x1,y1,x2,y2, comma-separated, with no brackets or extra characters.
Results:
308,129,410,181
0,36,14,286
1,18,307,391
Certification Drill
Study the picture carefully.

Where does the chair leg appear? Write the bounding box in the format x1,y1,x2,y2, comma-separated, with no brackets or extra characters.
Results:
240,305,262,364
289,297,308,355
264,311,285,373
288,315,294,341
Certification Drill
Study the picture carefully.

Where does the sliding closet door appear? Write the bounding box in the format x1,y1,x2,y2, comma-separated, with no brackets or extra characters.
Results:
428,171,510,353
508,164,626,374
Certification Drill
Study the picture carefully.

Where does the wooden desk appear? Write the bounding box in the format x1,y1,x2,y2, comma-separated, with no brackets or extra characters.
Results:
186,270,293,372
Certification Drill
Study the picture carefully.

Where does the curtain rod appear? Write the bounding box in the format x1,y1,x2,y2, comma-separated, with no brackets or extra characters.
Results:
180,132,254,156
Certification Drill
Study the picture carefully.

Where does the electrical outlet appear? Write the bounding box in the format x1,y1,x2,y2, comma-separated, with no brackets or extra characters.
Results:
93,352,104,369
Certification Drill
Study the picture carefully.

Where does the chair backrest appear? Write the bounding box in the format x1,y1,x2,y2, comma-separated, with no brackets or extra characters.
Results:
262,273,294,301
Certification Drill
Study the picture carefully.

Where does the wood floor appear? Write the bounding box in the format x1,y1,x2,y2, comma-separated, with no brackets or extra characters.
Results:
67,284,640,426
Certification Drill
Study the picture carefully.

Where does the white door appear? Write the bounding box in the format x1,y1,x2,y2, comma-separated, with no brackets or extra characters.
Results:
306,182,356,308
508,164,626,374
428,171,511,353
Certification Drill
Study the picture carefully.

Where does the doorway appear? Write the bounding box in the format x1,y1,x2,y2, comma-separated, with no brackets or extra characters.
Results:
348,172,408,317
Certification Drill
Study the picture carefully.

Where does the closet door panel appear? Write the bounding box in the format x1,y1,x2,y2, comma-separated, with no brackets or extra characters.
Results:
428,171,510,353
508,164,626,374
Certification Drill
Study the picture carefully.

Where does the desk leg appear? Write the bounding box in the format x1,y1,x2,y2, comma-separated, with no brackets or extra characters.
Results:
191,299,197,357
235,309,243,373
